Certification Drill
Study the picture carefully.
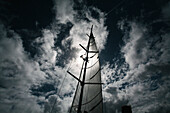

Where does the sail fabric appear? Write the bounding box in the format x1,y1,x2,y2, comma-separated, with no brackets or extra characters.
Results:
70,32,103,113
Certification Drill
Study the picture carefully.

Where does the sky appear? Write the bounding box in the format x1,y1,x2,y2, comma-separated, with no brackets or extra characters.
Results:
0,0,170,113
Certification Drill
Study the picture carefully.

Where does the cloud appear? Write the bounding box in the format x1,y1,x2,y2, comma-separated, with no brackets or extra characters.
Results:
54,0,75,23
61,10,108,53
35,29,57,64
115,21,170,112
121,22,170,81
121,22,149,69
0,23,47,113
0,21,73,113
54,0,108,52
100,59,130,113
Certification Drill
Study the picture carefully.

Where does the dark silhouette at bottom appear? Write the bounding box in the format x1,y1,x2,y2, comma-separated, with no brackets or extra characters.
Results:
122,105,132,113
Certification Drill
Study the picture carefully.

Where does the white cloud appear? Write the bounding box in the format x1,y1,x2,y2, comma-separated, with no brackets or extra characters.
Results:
54,0,75,23
61,17,108,57
121,23,149,69
0,24,47,113
34,29,57,68
118,21,170,112
55,0,108,53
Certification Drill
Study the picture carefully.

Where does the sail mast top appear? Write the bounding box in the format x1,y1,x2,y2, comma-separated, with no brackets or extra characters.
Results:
77,25,93,113
68,25,103,113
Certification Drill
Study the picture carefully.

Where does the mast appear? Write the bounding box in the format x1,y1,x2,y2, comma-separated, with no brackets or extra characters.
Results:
68,25,103,113
77,25,93,113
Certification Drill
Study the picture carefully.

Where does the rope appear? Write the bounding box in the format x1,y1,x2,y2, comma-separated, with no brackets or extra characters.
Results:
105,0,126,16
49,61,72,113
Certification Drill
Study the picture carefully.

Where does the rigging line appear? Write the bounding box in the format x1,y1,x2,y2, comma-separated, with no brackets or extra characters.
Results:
89,53,97,59
49,61,73,113
86,60,99,69
72,90,102,107
90,68,101,80
89,98,103,112
90,38,95,44
105,0,126,16
90,41,96,46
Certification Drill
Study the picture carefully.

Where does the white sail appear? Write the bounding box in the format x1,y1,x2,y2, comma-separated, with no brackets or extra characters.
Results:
69,26,103,113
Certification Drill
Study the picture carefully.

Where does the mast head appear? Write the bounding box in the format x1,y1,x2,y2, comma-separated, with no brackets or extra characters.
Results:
91,25,93,34
90,25,94,38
